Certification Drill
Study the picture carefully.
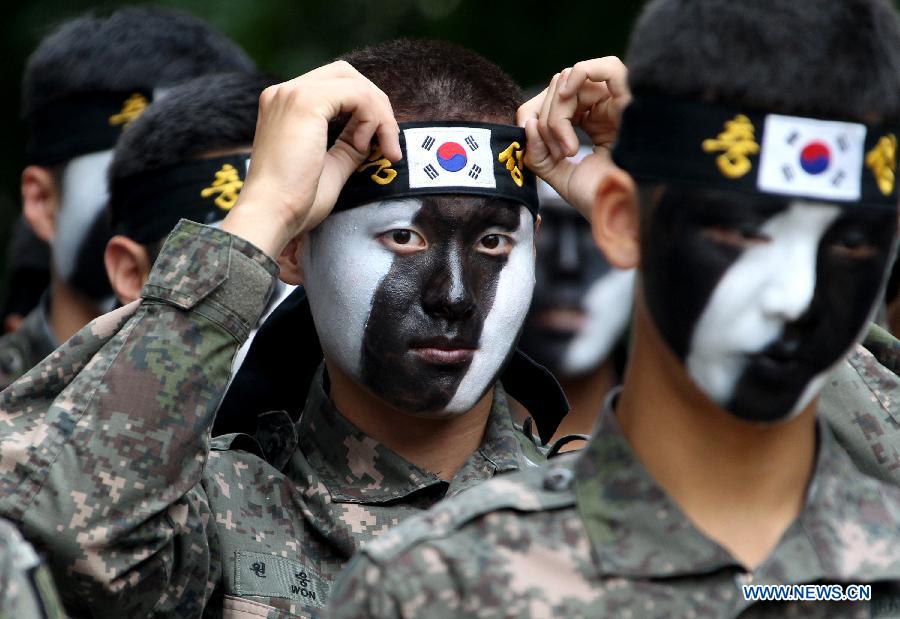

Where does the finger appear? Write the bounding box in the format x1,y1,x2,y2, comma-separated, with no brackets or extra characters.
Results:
516,87,548,128
523,117,553,175
538,73,562,160
558,57,630,101
546,69,580,157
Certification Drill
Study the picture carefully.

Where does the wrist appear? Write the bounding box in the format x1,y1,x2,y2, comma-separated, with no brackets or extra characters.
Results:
220,199,294,259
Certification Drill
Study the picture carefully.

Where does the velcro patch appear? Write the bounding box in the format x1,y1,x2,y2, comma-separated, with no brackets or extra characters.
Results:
233,550,329,608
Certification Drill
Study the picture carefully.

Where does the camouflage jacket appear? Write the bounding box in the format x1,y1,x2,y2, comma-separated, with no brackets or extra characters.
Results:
0,220,546,618
819,326,900,485
330,402,900,619
0,297,56,390
0,517,64,619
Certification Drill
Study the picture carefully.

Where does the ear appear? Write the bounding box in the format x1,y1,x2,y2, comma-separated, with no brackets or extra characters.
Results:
532,214,542,258
21,166,60,242
590,168,640,269
276,233,306,286
104,235,152,304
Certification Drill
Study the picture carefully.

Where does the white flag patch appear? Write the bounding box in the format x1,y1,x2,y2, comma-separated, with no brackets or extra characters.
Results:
757,114,867,202
404,127,496,190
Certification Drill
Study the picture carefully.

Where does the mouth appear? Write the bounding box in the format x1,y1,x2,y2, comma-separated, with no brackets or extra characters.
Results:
533,307,587,334
409,337,477,366
747,341,805,373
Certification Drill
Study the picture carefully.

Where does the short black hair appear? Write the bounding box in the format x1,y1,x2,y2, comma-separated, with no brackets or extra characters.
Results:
626,0,900,122
23,6,255,120
109,72,274,180
338,38,523,123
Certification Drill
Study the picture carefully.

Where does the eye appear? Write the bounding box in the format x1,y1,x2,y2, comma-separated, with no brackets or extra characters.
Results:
477,233,513,256
701,224,771,248
378,229,427,254
830,230,878,260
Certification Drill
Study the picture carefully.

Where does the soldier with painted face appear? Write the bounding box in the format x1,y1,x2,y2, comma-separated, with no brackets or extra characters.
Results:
518,147,634,443
0,7,255,389
329,2,900,617
0,40,569,617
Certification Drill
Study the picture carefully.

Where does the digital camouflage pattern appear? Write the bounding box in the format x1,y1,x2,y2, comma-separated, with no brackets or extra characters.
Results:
0,219,547,618
0,517,64,619
819,326,900,486
330,403,900,619
0,299,56,390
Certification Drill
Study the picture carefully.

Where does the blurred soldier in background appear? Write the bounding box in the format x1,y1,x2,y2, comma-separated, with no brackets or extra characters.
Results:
0,219,49,335
0,6,255,388
519,146,633,443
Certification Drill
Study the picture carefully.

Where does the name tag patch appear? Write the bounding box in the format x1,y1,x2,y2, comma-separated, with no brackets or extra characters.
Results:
233,550,328,608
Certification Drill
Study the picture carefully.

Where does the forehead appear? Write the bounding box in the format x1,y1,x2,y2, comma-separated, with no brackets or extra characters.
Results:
339,196,527,229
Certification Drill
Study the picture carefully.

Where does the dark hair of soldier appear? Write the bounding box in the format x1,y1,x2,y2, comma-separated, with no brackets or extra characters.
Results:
107,71,277,258
626,0,900,123
22,6,255,121
337,38,524,124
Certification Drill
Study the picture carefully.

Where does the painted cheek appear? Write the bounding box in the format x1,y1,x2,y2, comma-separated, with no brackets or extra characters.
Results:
301,208,401,380
55,150,114,278
561,269,635,376
446,208,535,413
686,203,840,415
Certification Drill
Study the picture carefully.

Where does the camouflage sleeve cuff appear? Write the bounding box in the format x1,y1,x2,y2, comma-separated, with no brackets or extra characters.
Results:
141,219,279,341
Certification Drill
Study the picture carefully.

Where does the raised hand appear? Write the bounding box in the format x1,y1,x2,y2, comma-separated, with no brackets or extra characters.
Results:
517,57,630,221
221,61,402,258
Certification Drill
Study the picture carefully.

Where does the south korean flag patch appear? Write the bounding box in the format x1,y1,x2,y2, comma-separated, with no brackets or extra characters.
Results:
757,115,867,202
405,126,497,190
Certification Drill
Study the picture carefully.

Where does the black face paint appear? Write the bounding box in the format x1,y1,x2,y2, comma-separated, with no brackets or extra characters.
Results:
520,206,614,375
360,197,523,414
640,185,897,422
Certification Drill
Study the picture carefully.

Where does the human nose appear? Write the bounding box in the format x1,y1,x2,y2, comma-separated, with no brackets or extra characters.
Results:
422,246,476,321
759,243,817,322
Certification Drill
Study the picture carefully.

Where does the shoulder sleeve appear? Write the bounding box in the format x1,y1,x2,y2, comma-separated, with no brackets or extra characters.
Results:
819,343,900,485
0,219,278,617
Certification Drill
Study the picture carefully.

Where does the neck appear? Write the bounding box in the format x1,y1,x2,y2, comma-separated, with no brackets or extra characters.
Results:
615,302,817,569
327,361,494,481
552,358,618,446
48,277,102,344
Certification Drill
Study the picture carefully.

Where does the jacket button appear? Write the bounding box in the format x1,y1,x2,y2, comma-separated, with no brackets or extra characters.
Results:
542,467,574,491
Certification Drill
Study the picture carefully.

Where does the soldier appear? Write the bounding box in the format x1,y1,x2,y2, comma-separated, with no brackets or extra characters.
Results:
0,40,570,617
0,7,255,388
0,518,64,619
104,72,275,305
329,1,900,617
518,151,634,442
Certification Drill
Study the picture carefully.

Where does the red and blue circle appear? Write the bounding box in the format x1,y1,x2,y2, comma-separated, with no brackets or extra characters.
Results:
799,141,830,175
436,142,467,172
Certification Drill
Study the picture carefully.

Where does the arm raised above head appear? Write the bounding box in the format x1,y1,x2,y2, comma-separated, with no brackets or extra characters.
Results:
0,220,278,617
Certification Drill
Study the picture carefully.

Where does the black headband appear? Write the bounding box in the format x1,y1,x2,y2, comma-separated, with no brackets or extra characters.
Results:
110,154,249,244
334,121,540,217
26,91,154,166
612,96,900,210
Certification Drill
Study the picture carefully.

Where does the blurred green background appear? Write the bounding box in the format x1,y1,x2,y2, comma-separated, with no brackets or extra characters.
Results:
0,0,644,303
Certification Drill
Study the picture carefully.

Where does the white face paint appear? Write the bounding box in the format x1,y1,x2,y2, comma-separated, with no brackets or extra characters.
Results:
53,149,114,281
446,207,534,412
686,202,840,418
301,199,412,379
302,198,535,417
561,269,635,376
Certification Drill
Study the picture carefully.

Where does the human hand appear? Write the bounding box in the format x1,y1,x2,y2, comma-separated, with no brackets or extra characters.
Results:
221,61,401,258
517,57,630,221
